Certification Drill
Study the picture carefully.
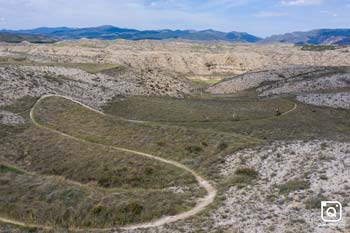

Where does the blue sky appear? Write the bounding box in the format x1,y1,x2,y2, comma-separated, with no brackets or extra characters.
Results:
0,0,349,37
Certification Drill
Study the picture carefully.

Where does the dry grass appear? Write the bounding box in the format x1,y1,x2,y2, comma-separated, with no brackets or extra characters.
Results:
0,163,198,228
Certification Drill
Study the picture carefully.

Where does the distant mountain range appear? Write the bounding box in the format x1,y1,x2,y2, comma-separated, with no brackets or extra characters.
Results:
0,25,261,43
263,29,350,45
1,26,350,45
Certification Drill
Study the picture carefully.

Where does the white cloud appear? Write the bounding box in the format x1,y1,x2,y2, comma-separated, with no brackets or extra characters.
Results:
0,17,6,23
281,0,323,6
254,11,288,17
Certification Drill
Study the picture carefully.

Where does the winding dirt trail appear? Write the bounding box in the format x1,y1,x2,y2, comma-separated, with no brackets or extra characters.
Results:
0,94,217,231
0,95,298,231
281,103,297,116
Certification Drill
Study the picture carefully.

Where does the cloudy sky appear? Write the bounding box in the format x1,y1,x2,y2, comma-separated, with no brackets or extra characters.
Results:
0,0,349,37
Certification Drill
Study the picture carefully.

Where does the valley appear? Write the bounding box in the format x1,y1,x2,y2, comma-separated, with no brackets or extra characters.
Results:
0,40,349,233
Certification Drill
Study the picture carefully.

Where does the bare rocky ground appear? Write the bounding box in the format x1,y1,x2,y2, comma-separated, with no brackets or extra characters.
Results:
0,110,25,125
208,65,350,110
257,73,350,97
214,141,350,233
207,66,330,94
0,65,192,110
296,92,350,110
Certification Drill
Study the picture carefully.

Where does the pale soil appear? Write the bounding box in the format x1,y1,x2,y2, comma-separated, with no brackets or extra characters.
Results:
297,92,350,110
1,41,350,78
214,141,350,233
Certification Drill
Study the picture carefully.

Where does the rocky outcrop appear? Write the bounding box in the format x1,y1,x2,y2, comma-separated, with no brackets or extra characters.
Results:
0,65,192,109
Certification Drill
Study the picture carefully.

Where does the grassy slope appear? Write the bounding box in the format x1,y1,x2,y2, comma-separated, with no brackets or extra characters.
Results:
1,126,196,189
104,94,350,141
0,162,197,228
0,100,203,228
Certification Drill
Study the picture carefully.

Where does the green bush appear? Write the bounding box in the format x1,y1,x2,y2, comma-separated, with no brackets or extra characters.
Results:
300,45,337,51
278,179,310,194
124,202,144,215
217,142,228,151
235,167,258,178
305,194,327,209
185,145,203,153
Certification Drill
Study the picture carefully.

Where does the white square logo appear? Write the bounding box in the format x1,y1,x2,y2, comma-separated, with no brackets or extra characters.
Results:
321,201,342,223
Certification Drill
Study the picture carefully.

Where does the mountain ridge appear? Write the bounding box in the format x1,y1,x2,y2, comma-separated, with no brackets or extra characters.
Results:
1,26,350,45
1,25,262,42
263,29,350,45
